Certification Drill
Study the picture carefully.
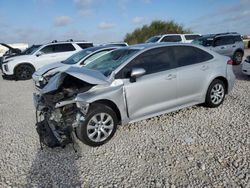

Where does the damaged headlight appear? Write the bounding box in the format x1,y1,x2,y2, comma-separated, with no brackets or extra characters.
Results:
35,73,58,89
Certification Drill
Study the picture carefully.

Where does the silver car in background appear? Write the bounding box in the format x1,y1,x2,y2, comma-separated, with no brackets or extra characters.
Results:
33,43,235,148
192,32,244,65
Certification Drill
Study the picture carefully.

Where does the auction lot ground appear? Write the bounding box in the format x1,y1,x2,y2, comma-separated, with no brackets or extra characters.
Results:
0,50,250,187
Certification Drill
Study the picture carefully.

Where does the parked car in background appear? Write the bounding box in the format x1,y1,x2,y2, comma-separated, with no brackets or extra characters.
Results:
0,43,29,67
33,43,235,148
192,32,244,65
242,56,250,76
1,44,42,63
32,45,120,88
0,43,28,57
1,40,93,80
145,34,201,43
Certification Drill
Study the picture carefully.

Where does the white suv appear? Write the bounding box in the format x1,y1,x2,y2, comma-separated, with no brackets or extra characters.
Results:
1,41,93,80
145,34,201,43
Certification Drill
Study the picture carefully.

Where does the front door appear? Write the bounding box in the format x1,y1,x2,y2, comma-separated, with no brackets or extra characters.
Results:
116,46,178,120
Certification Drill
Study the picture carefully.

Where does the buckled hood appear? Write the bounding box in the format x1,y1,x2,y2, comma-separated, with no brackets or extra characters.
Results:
41,66,109,94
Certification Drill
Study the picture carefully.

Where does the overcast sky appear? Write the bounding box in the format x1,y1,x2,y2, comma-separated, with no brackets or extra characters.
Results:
0,0,249,44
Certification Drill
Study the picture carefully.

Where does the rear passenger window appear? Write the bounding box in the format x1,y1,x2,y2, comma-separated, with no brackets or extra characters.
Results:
54,43,75,52
234,35,242,42
117,47,175,78
173,46,213,67
214,36,235,46
77,43,93,49
161,35,182,42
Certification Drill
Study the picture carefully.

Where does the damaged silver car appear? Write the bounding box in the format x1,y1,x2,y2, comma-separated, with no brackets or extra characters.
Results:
33,43,235,148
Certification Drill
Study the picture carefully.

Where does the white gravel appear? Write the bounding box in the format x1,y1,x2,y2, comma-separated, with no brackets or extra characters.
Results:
0,50,250,187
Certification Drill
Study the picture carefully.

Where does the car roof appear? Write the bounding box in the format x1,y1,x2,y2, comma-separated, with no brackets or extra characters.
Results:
45,40,93,45
120,42,200,51
201,32,241,39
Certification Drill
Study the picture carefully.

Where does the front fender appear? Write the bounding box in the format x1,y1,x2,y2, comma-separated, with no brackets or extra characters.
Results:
75,80,129,124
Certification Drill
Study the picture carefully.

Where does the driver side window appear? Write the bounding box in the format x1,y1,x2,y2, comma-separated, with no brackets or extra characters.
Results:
116,47,175,79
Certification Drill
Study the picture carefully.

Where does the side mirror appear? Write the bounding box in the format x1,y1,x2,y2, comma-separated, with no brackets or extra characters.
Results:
130,68,146,83
36,51,44,57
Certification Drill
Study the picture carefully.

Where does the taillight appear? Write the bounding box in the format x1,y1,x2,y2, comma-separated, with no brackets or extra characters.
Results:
227,59,233,65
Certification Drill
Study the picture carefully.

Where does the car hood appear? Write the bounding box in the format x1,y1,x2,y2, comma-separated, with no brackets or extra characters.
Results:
35,61,66,76
41,66,109,94
5,55,32,62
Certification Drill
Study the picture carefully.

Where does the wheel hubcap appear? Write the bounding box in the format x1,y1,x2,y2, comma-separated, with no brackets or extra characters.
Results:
210,83,224,105
87,113,114,142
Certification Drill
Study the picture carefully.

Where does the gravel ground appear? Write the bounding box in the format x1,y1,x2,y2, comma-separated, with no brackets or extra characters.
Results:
0,51,250,188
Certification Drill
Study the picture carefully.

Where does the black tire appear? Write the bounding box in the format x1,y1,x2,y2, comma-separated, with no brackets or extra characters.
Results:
14,64,35,80
248,41,250,48
233,51,243,65
76,103,118,147
204,79,226,108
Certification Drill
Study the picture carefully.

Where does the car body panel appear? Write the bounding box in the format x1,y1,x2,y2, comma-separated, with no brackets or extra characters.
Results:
123,69,178,120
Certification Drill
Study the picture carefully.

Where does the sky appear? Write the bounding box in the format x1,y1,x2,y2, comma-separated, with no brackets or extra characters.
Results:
0,0,249,45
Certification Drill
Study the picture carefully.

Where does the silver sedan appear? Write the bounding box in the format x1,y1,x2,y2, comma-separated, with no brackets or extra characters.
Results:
33,43,235,147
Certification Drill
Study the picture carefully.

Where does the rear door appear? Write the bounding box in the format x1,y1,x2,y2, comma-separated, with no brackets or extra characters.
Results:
212,36,235,56
173,46,214,105
116,47,178,120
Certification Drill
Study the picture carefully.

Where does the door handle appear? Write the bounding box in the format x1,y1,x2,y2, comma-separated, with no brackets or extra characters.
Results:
220,46,225,49
232,45,236,48
165,74,176,80
201,65,209,71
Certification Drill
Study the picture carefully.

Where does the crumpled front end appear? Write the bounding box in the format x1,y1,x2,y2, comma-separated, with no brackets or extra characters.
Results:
33,67,109,149
34,93,89,148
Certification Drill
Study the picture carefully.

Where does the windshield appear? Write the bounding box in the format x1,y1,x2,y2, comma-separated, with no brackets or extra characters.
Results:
62,49,94,65
145,36,161,43
21,45,41,55
192,36,214,47
85,49,139,77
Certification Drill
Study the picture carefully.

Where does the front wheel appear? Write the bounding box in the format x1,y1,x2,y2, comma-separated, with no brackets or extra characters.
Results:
15,64,35,80
204,79,226,108
76,104,118,147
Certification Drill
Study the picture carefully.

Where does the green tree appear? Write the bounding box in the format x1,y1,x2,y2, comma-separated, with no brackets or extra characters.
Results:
124,20,192,44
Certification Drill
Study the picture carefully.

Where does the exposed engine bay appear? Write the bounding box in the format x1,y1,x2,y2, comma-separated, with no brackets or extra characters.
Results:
35,73,95,149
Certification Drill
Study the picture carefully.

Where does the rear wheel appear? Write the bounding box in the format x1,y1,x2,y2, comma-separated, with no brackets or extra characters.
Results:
15,64,35,80
204,79,226,108
233,51,243,65
76,103,118,147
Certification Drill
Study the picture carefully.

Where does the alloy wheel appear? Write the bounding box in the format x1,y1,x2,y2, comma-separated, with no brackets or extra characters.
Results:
87,113,114,143
210,83,225,105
